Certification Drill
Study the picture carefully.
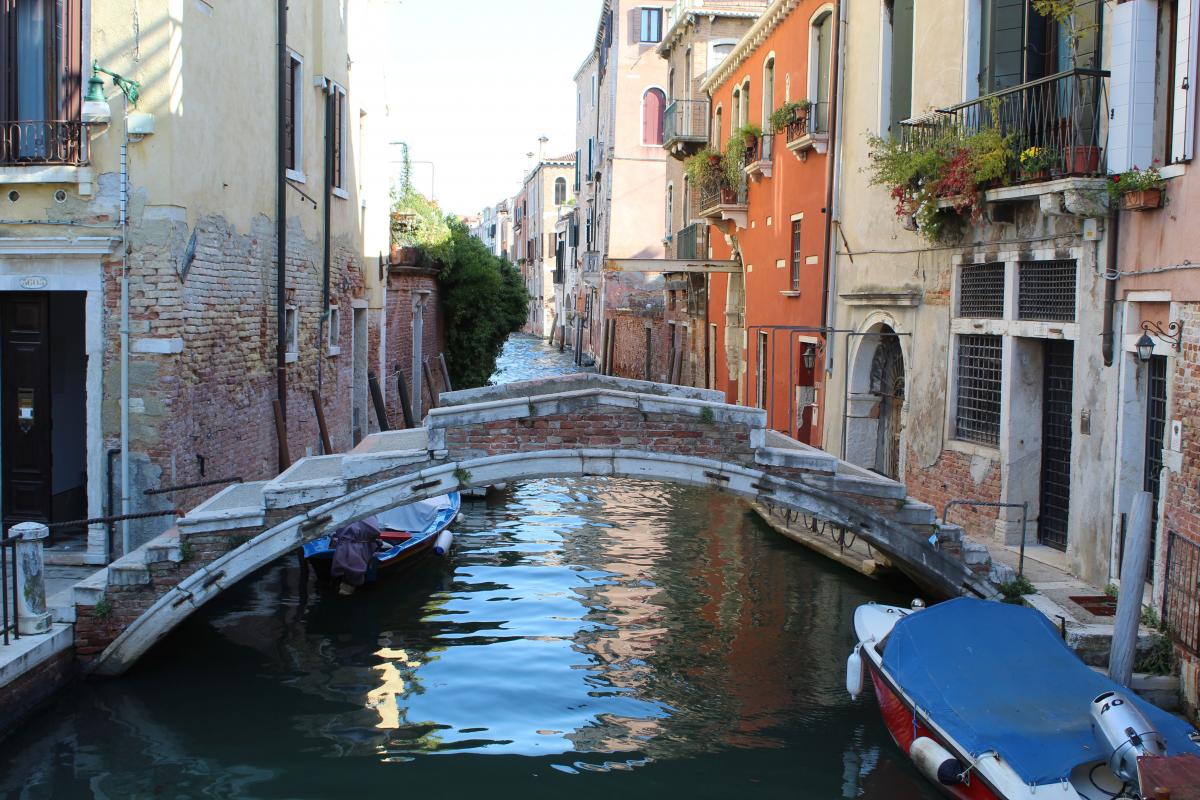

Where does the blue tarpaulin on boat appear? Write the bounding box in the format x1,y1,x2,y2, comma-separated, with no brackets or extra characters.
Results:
880,597,1200,786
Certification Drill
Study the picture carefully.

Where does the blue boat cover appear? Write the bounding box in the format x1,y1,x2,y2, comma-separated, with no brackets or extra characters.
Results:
880,597,1200,786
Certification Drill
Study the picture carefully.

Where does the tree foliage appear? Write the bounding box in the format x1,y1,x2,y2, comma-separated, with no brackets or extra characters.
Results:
391,185,526,389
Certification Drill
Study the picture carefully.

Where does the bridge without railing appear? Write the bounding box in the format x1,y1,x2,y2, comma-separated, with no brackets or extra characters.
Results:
69,373,999,675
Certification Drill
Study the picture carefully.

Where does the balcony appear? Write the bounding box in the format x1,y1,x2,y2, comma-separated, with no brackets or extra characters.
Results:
698,174,748,228
553,265,565,285
1,121,88,167
742,133,774,179
663,99,710,159
583,251,602,272
675,221,708,260
784,105,828,161
900,68,1108,189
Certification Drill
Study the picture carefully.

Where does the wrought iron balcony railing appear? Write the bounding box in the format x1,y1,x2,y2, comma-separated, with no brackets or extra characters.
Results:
0,121,88,167
785,109,811,143
742,133,774,169
899,68,1109,181
698,173,747,215
663,99,710,149
675,221,707,260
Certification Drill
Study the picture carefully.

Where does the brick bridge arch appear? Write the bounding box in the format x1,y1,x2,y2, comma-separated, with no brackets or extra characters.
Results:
78,374,998,676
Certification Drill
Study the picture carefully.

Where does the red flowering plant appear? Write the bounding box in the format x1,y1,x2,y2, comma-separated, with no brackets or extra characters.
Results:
1108,161,1165,199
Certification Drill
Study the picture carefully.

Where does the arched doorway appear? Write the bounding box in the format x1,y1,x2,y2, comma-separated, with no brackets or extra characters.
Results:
870,333,905,479
845,324,905,480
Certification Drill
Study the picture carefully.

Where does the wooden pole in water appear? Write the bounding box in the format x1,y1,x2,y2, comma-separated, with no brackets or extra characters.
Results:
311,389,332,454
368,372,391,431
644,322,652,382
395,366,416,429
272,399,291,469
1109,490,1153,687
437,353,453,393
599,318,611,375
606,319,617,376
422,358,439,409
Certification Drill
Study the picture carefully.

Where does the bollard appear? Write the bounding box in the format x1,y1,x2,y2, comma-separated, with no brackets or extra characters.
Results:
12,522,51,635
1109,491,1153,687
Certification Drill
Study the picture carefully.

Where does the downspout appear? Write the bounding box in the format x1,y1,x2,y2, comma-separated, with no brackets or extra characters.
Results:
822,0,846,375
317,84,333,434
119,95,131,555
275,0,289,469
1102,208,1120,366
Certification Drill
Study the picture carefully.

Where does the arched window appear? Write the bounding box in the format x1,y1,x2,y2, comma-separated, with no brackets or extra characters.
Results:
731,90,740,137
810,10,834,132
763,56,776,125
713,106,723,149
741,79,751,127
642,87,666,145
554,177,567,205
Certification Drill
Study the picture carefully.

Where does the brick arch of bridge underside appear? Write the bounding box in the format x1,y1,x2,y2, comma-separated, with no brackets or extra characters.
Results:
88,449,995,677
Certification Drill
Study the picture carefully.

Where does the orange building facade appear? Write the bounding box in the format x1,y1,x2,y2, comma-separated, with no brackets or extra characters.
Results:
700,0,834,445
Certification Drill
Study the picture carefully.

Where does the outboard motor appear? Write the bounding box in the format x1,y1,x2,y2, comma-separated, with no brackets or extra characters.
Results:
1090,691,1167,784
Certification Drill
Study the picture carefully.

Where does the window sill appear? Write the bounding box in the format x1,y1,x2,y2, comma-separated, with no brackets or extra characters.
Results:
327,346,341,357
944,437,1000,459
779,290,801,297
285,351,299,364
0,164,92,187
332,186,349,200
285,169,306,184
1160,163,1186,181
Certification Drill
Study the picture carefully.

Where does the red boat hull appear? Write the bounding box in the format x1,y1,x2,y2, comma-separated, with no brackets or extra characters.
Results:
866,658,1003,800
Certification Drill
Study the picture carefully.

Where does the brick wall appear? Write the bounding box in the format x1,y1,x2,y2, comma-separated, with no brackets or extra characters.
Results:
906,445,1003,541
1165,301,1200,544
0,646,74,737
611,308,668,381
381,266,443,423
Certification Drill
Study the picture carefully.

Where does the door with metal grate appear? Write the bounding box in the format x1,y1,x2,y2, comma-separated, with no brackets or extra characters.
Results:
1039,341,1074,550
1144,355,1168,574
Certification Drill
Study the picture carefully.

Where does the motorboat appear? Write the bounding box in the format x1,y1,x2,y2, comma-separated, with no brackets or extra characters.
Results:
847,597,1200,799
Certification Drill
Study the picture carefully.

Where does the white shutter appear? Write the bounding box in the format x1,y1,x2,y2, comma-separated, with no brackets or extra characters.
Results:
1172,0,1200,163
1109,0,1157,173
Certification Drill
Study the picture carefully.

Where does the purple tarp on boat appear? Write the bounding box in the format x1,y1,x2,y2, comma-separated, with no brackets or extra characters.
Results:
330,517,382,586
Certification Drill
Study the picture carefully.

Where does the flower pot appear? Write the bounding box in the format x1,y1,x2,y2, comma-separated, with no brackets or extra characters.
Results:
1063,145,1101,175
1121,188,1163,211
1020,168,1049,183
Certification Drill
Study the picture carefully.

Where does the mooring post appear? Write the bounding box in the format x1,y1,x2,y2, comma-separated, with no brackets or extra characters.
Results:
437,353,453,393
644,321,652,382
422,358,439,409
1109,491,1153,687
395,366,416,429
273,399,291,470
606,319,617,376
311,389,332,454
12,522,51,635
599,319,611,375
368,372,391,431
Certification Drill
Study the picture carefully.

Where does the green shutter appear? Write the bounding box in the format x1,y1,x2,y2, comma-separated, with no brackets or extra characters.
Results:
981,0,1027,94
889,0,915,131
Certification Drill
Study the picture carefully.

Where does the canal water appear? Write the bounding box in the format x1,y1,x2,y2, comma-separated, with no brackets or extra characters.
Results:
0,335,939,799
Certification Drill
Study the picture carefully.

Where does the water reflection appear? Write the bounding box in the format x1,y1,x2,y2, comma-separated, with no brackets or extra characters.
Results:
0,334,942,799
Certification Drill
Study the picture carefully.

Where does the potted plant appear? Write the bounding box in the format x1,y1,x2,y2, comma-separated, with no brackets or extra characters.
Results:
1018,146,1058,182
1109,163,1166,211
769,100,812,135
724,123,762,184
684,147,723,186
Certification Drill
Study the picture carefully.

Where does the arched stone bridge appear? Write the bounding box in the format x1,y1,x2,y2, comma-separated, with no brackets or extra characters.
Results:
74,373,998,676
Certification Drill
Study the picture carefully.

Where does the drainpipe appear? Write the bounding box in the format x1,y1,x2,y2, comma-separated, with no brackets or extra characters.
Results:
275,0,289,469
1102,208,1120,366
822,0,846,377
317,84,333,426
119,95,131,556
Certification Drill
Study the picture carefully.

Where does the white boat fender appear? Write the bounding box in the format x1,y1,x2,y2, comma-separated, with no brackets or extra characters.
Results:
846,644,864,699
433,529,454,556
910,737,964,786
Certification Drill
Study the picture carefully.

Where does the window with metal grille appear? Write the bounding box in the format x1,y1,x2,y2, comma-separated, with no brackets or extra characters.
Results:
1165,531,1200,656
1018,259,1076,321
958,262,1005,318
790,220,802,291
955,334,1002,445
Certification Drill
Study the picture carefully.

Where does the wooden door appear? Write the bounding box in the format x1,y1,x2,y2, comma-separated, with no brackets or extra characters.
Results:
2,292,52,528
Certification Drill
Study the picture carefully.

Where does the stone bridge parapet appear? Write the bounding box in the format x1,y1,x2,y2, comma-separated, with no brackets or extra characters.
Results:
67,373,1000,676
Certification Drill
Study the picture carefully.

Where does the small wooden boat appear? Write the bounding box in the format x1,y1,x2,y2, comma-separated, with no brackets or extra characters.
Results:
303,492,460,585
848,597,1200,800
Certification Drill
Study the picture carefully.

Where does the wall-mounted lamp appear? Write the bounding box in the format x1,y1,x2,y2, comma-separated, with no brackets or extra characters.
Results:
82,61,143,125
1138,320,1182,362
802,341,821,371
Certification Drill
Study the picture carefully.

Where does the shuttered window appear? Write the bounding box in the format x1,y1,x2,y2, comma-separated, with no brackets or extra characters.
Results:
285,52,303,175
643,88,666,145
1173,0,1199,162
331,84,347,192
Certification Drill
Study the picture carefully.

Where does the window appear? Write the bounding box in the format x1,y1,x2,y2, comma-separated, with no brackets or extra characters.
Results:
958,263,1005,318
285,306,299,361
887,0,914,133
810,11,833,132
763,57,776,125
789,219,802,291
574,150,581,191
740,80,751,127
1,0,83,163
757,332,769,409
285,51,304,178
586,207,594,247
591,74,598,106
711,41,735,69
713,106,723,148
1017,259,1076,322
587,138,594,177
665,183,674,238
327,306,341,354
955,334,1002,445
643,87,666,145
731,90,741,137
640,7,662,43
577,90,582,121
554,176,567,205
331,84,348,194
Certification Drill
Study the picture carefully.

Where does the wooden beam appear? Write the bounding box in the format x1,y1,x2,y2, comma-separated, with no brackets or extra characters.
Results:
604,258,741,274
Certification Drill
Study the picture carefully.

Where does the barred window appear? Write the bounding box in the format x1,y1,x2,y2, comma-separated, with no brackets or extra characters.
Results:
955,334,1002,446
958,262,1005,318
1018,260,1076,321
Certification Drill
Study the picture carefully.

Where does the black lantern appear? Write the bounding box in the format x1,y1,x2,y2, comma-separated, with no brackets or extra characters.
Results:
1135,332,1155,362
802,343,818,370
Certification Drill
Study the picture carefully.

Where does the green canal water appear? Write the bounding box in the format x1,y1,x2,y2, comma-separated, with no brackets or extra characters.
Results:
0,336,940,799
